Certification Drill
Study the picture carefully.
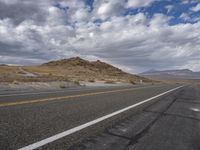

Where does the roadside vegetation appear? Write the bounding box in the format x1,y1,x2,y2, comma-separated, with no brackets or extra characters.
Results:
88,79,95,82
59,83,66,88
129,79,136,85
73,80,80,85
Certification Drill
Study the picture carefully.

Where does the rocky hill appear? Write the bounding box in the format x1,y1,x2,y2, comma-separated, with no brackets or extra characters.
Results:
0,57,151,83
38,57,150,83
42,57,124,76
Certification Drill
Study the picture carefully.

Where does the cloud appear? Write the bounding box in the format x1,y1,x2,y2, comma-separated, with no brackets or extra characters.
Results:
179,13,191,21
0,0,200,73
165,5,174,13
179,12,200,23
127,0,156,8
191,3,200,12
70,13,200,72
0,0,48,25
181,0,199,4
93,0,125,19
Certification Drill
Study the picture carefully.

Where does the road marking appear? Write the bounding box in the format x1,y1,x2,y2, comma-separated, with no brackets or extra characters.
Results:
18,86,183,150
0,86,160,107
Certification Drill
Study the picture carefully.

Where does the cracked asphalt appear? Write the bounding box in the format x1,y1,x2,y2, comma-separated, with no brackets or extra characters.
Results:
1,84,199,150
72,85,200,150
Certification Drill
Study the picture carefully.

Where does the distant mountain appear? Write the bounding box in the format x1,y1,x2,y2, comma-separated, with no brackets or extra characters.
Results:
0,64,8,66
140,69,200,80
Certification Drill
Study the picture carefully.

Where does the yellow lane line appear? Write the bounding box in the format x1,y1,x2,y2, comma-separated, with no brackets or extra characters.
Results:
0,86,160,108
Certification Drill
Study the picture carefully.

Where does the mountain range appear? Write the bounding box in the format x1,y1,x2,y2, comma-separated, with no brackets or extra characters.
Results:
140,69,200,80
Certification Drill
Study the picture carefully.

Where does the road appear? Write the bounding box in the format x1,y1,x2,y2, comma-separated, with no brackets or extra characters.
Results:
0,84,199,150
18,67,37,77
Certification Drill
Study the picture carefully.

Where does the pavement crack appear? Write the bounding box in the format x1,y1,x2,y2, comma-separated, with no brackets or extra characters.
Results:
143,110,162,114
163,113,200,122
124,115,159,148
144,110,200,122
105,130,131,140
125,95,179,148
176,100,200,104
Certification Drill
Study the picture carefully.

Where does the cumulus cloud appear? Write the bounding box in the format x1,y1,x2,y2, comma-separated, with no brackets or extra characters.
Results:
0,0,200,73
93,0,125,19
0,0,49,25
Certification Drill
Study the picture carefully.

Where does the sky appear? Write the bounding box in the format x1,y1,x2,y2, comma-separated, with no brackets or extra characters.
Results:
0,0,200,73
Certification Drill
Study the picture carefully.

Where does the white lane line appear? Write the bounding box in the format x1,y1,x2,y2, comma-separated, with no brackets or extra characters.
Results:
18,86,183,150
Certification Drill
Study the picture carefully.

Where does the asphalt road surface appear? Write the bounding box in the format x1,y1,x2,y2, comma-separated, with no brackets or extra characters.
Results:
0,84,199,150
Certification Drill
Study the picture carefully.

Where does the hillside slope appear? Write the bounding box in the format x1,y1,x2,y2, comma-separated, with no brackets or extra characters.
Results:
0,57,151,83
26,57,150,83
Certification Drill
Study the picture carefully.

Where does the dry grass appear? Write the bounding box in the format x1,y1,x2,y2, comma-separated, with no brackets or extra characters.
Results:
0,66,19,74
129,79,136,85
12,80,19,85
73,80,80,85
59,83,66,88
24,66,62,76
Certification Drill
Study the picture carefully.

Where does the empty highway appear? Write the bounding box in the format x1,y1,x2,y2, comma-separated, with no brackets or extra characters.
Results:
0,84,200,150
